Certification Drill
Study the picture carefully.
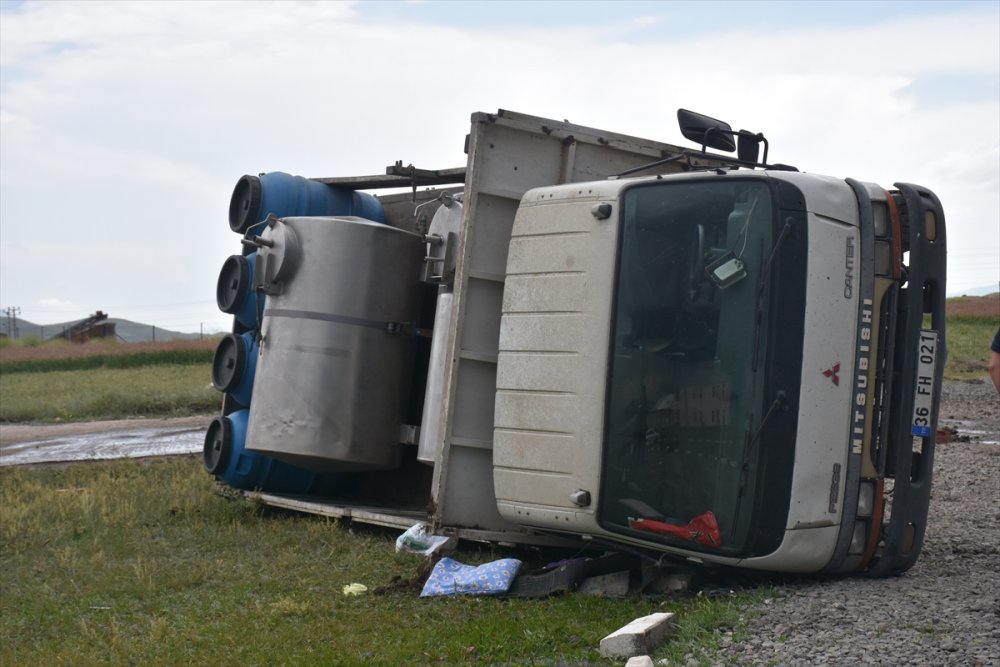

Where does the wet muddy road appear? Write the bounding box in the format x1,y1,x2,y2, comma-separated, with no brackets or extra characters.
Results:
0,416,210,466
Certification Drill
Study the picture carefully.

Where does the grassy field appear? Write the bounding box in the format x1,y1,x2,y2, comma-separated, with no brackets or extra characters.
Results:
0,339,218,423
0,364,218,423
0,457,760,666
941,314,999,381
943,293,998,379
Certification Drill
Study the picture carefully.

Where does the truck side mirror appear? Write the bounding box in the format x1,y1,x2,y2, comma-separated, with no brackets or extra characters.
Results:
677,109,737,153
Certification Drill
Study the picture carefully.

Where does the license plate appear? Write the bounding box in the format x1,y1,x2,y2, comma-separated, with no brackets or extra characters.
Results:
911,330,939,437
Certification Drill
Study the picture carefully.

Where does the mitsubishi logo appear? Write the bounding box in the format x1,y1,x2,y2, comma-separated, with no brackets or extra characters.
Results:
823,363,841,386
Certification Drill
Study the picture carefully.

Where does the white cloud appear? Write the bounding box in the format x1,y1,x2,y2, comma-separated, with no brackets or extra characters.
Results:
37,297,80,313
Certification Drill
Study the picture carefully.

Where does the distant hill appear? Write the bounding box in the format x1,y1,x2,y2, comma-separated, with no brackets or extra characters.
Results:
5,317,206,343
107,319,206,343
948,284,1000,298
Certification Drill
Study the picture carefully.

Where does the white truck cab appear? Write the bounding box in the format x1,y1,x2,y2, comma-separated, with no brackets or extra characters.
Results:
496,167,946,574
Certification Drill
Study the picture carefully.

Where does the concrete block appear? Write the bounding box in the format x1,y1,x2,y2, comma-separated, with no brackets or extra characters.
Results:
640,563,697,595
599,612,676,658
625,656,654,667
578,570,630,597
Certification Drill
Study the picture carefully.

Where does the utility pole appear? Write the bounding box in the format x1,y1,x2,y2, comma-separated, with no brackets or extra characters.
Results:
3,307,20,339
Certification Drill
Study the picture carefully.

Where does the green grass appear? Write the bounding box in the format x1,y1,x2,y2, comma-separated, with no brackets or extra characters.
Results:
942,314,999,381
0,364,217,422
0,457,764,666
0,335,45,349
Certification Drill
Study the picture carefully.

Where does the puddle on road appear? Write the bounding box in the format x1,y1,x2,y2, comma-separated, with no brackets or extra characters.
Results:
0,425,205,466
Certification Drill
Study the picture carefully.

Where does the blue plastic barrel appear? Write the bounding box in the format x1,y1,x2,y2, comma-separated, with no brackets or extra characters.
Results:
203,410,342,494
216,253,265,330
229,172,385,235
211,331,258,407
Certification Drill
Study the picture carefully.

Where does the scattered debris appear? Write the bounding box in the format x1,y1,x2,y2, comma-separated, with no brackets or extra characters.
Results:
640,563,697,595
420,557,522,597
395,522,455,556
505,557,589,598
342,583,368,596
578,570,630,598
372,556,439,595
626,656,654,667
937,425,973,443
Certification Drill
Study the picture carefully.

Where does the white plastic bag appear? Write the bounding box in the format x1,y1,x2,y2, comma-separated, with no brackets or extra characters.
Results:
395,523,454,555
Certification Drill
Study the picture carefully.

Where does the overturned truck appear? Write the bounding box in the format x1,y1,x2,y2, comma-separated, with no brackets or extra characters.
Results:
206,109,946,576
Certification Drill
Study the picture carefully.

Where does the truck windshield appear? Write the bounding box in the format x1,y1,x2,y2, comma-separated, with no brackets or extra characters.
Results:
599,179,774,556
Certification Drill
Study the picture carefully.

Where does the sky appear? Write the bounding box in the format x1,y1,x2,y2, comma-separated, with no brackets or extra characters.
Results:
1,0,998,334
